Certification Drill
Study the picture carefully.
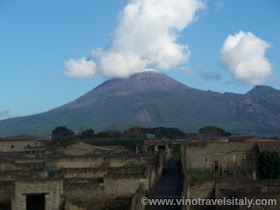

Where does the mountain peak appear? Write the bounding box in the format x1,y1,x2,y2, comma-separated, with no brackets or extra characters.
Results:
247,85,278,95
93,70,189,93
139,69,162,74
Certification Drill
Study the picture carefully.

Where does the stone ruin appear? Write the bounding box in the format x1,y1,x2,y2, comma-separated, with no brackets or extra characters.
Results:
0,138,172,210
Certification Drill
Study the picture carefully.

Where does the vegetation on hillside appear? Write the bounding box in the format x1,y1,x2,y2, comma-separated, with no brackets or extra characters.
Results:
257,150,280,179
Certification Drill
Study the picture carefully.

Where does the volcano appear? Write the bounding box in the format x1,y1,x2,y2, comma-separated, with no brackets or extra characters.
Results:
0,70,280,137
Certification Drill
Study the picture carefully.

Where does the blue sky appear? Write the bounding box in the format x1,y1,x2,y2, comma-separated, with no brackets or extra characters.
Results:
0,0,279,119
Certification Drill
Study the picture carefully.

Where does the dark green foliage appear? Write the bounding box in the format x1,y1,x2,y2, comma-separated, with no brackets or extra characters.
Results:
95,130,122,139
257,150,280,179
95,131,109,138
51,126,75,145
78,129,95,139
123,126,186,139
51,126,75,140
199,126,231,140
49,126,185,149
149,127,186,139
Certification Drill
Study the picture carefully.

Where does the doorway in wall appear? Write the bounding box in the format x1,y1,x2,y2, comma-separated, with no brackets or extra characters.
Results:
214,161,219,172
26,194,45,210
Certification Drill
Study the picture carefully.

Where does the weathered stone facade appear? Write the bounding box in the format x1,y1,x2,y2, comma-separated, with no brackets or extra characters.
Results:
13,179,63,210
186,176,280,210
0,141,166,210
179,138,280,210
181,140,259,174
0,136,43,153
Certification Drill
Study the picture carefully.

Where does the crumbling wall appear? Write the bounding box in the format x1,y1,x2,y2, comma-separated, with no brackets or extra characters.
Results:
13,179,62,210
63,175,147,209
63,178,105,210
0,181,14,208
130,188,146,210
188,178,215,199
0,140,40,152
104,174,144,200
216,176,280,199
51,155,147,169
0,144,166,210
146,153,164,192
59,167,146,179
52,156,105,168
184,142,258,173
186,176,280,210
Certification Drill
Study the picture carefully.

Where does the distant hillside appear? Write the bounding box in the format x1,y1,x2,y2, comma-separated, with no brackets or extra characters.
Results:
0,70,280,137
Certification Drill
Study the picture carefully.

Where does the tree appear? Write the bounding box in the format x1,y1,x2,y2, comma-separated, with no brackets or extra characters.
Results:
258,150,280,179
51,126,75,141
199,126,231,140
78,129,95,139
95,131,108,138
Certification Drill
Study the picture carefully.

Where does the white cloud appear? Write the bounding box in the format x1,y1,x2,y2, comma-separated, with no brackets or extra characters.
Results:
220,31,272,85
64,0,206,78
64,57,96,78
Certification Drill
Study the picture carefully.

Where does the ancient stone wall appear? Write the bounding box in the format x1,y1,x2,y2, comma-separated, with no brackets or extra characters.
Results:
188,178,215,199
47,154,149,170
0,143,166,210
0,140,41,152
215,176,280,199
146,153,164,191
59,167,146,179
104,174,145,199
130,188,146,210
183,142,258,173
186,176,280,210
0,181,14,203
13,179,62,210
63,178,105,209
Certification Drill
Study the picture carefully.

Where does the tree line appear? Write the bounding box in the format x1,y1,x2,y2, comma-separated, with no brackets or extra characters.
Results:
50,125,232,146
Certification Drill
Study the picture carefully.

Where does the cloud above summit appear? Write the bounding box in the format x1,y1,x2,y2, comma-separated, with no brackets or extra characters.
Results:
220,31,272,85
64,0,206,78
64,57,96,78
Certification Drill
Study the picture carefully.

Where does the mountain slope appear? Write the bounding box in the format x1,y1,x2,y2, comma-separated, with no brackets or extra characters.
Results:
0,70,280,137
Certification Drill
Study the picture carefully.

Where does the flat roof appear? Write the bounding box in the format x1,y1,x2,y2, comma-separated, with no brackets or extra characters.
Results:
0,136,36,141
